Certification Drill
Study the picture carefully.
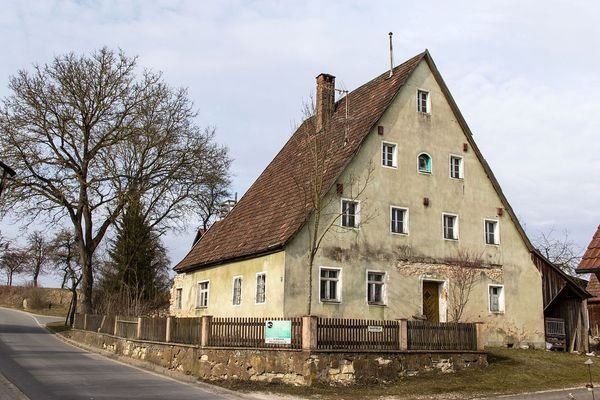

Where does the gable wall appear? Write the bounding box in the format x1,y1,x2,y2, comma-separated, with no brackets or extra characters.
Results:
284,60,544,347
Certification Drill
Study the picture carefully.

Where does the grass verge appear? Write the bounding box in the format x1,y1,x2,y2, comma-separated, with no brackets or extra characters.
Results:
46,321,72,334
211,348,600,399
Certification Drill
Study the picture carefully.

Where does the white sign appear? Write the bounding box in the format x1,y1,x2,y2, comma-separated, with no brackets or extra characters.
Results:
367,325,383,333
265,320,292,344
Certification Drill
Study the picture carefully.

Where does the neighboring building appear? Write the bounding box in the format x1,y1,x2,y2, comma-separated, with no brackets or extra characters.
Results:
532,250,590,352
576,225,600,334
172,51,545,347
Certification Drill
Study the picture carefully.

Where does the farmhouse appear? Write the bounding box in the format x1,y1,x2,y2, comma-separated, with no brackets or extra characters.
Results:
172,51,545,348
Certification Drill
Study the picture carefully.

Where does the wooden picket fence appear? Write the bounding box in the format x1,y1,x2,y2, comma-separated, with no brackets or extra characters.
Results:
73,313,481,352
407,321,477,351
170,317,202,345
317,318,399,350
209,317,302,349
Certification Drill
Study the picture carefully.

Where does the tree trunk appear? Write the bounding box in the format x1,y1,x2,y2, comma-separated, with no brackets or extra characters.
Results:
32,265,40,287
79,243,94,314
68,289,77,326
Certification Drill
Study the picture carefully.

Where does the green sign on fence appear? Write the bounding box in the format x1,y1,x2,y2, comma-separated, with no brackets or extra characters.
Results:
265,320,292,344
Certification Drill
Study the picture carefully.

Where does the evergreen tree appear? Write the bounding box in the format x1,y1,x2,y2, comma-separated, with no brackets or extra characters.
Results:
101,196,170,313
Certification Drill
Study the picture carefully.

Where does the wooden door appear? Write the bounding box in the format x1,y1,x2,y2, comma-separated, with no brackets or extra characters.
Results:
422,281,440,323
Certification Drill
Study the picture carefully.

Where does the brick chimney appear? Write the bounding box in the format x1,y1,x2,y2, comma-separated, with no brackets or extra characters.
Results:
315,73,335,132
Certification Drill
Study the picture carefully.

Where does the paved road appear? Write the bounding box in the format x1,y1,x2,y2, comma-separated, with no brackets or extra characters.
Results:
0,307,248,400
483,387,598,400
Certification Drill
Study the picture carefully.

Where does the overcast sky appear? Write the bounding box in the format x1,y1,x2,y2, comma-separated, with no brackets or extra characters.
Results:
1,0,599,284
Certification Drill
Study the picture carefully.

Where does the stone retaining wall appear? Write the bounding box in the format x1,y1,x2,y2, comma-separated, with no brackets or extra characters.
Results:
63,329,487,386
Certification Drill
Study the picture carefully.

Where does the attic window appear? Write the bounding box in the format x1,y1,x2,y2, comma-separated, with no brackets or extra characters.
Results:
341,199,360,228
417,153,432,174
382,142,397,168
417,89,430,113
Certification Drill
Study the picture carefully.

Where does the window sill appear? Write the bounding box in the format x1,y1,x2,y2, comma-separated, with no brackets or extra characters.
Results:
321,300,341,304
489,311,505,315
382,165,398,170
485,242,500,246
449,176,464,181
368,302,386,307
417,171,432,175
391,231,409,236
443,238,459,241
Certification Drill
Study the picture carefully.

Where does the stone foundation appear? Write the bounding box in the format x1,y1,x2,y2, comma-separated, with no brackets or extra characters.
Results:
63,330,487,386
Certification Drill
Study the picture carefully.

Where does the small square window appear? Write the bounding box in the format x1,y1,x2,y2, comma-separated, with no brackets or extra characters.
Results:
256,273,266,304
367,272,385,305
443,213,458,240
175,288,182,309
450,155,463,179
320,268,341,302
382,142,397,168
485,220,499,245
197,281,209,308
232,277,242,305
341,199,360,228
417,89,430,113
390,207,408,234
489,285,505,313
418,153,432,174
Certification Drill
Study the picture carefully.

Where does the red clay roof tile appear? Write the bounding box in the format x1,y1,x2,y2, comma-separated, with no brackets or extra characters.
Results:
174,52,426,272
578,225,600,272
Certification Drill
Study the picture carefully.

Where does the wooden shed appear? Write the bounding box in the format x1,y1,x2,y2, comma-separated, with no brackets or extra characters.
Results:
533,250,591,352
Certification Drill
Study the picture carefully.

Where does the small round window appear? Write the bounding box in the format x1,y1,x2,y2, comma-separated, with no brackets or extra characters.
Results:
418,153,432,174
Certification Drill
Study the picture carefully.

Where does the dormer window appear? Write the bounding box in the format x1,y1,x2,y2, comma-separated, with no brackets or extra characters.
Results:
417,153,432,174
417,89,430,113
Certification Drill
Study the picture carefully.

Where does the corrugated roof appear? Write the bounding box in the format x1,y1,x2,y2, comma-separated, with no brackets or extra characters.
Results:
577,225,600,272
174,52,426,272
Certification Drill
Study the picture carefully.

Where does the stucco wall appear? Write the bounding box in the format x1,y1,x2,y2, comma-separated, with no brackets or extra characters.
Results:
170,252,286,317
284,60,544,347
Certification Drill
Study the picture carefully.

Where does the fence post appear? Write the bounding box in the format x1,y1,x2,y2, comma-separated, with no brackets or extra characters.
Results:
137,317,143,340
200,316,212,347
114,316,119,336
99,315,106,333
475,322,485,351
302,315,317,350
166,316,173,343
73,313,78,329
83,314,88,331
399,319,408,351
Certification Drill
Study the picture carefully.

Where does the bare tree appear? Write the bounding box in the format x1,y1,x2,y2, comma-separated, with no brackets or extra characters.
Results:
0,246,27,286
533,228,581,275
48,229,82,325
193,161,231,232
25,231,49,287
0,48,230,312
446,249,484,322
294,98,374,315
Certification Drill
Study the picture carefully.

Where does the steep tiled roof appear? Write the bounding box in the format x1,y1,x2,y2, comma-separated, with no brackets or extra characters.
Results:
586,273,600,301
577,225,600,272
174,52,426,272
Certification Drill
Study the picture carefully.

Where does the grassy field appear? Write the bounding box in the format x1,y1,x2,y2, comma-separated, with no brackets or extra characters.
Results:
214,348,600,399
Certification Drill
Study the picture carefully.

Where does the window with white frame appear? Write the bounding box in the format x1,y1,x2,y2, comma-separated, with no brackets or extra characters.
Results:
381,142,397,168
367,271,385,305
489,285,505,313
341,199,360,228
485,219,499,245
197,281,209,308
320,268,341,302
417,153,432,173
450,155,463,179
255,273,266,304
390,207,408,234
175,288,182,309
417,89,430,113
443,213,459,240
232,276,242,305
